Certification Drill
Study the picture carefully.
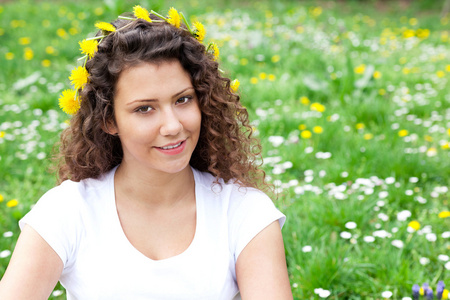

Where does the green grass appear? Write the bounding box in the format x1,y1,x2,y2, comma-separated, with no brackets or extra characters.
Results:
1,0,450,299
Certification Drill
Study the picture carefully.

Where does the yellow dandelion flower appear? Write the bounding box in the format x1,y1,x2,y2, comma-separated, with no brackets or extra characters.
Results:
193,21,206,42
46,46,56,55
298,124,307,130
41,59,51,67
424,135,433,142
443,289,449,300
133,5,151,22
240,58,248,66
56,28,68,39
446,65,450,72
310,102,325,113
6,199,18,208
69,66,89,90
167,7,181,28
271,54,280,63
19,37,31,45
441,142,449,150
259,72,267,80
24,47,34,60
408,220,420,231
313,126,323,134
379,88,386,95
268,74,276,81
356,123,365,130
398,129,408,137
364,133,374,140
439,211,450,218
94,7,104,16
95,22,116,32
373,71,382,79
448,128,450,136
301,130,312,139
209,42,219,60
0,193,3,201
354,64,366,74
0,131,4,138
59,89,80,115
300,96,310,105
79,39,98,59
230,79,240,92
436,70,445,78
5,52,14,60
250,77,258,84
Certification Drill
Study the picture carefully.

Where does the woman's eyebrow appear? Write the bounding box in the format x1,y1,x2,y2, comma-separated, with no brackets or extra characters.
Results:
126,87,194,106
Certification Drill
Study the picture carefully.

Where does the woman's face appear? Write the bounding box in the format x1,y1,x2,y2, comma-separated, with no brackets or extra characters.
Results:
111,60,201,175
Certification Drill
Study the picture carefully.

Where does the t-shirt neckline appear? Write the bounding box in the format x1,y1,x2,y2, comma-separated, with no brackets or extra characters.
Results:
107,165,201,264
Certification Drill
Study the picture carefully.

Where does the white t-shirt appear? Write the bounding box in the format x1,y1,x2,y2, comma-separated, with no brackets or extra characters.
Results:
19,166,286,300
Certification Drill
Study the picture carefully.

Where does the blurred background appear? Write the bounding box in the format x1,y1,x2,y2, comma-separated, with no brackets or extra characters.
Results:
1,0,450,299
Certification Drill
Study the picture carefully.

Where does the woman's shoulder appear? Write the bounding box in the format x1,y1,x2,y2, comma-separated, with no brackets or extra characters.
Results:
192,167,271,204
38,166,116,209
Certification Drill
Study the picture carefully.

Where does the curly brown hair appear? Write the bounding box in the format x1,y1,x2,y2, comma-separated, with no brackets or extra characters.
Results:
56,14,268,191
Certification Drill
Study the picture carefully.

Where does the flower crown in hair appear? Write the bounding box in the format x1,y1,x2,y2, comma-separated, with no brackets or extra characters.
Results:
58,5,240,115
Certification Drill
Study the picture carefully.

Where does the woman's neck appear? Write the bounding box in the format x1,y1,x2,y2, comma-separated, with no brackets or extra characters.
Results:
113,162,195,209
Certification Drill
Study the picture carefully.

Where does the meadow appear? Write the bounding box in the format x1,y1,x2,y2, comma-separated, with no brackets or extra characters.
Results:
0,0,449,299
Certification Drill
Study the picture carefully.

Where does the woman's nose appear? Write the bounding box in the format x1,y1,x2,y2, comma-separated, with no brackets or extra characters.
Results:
159,108,183,136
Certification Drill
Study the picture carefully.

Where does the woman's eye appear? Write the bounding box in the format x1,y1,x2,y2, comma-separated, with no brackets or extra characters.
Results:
176,96,192,104
136,106,153,113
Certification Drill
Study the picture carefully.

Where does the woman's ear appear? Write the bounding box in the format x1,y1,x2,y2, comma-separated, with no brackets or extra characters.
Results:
102,118,119,136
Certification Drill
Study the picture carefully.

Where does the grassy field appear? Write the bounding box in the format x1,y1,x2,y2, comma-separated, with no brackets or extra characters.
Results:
1,0,450,299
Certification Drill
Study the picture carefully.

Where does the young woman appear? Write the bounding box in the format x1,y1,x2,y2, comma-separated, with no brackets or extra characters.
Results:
0,7,292,300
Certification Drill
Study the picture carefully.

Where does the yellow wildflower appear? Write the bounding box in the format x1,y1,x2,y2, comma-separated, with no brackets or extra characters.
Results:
193,21,205,42
56,28,68,39
19,37,31,45
95,22,116,32
379,89,386,96
268,74,276,81
271,54,280,63
42,59,51,67
0,193,3,201
46,46,56,55
436,70,445,78
300,97,310,105
356,123,365,130
301,130,312,139
363,133,373,140
209,42,219,60
230,79,240,92
310,102,325,112
79,39,98,58
448,128,450,136
259,72,267,80
59,89,80,115
354,64,366,74
133,5,151,22
438,211,450,218
443,289,449,300
240,58,248,66
6,199,18,208
69,66,89,90
94,7,104,16
24,47,34,60
0,131,4,138
408,220,420,231
398,129,408,137
446,65,450,72
424,135,433,142
441,142,449,150
167,7,181,28
5,52,14,60
298,124,306,130
313,126,323,134
373,71,382,79
250,77,258,84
